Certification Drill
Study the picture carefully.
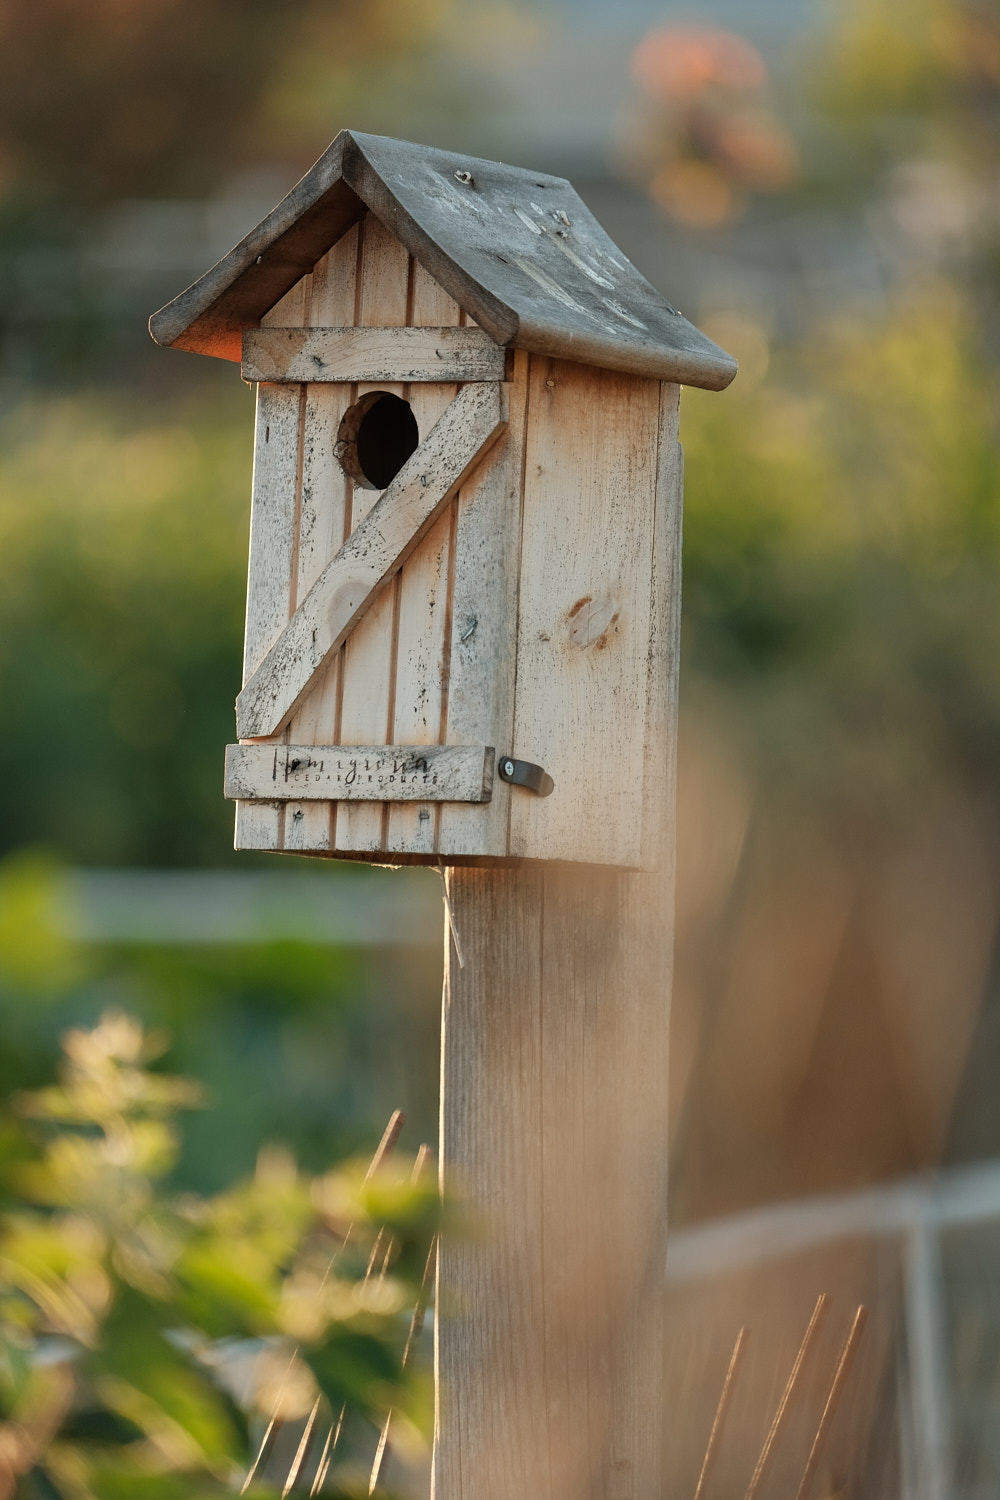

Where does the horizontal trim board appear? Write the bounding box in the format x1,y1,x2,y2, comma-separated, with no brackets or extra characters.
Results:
226,743,495,803
242,325,507,383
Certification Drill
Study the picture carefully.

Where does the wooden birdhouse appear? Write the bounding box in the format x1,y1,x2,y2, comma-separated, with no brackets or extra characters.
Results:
150,130,735,868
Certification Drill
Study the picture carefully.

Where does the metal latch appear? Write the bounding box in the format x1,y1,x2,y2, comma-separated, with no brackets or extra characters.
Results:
498,756,554,797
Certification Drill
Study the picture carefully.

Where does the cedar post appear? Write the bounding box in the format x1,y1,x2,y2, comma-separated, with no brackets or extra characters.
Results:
433,422,682,1500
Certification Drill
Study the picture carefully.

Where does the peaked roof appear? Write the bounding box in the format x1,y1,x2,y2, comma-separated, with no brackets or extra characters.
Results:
149,129,737,391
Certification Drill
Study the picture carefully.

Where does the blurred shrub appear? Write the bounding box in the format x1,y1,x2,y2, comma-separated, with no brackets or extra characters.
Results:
682,289,1000,814
0,390,249,866
0,851,86,998
0,1012,438,1499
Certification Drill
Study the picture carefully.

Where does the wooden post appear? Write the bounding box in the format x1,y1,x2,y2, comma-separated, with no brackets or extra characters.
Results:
435,862,674,1499
434,402,682,1500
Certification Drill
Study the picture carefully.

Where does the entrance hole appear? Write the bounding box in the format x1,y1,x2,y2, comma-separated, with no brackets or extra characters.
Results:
336,391,419,490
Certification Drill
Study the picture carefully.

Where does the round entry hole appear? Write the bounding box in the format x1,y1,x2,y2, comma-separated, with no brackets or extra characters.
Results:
336,391,419,490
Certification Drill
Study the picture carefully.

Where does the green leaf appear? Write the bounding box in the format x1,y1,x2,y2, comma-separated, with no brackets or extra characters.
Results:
173,1243,279,1339
304,1327,402,1419
90,1287,242,1469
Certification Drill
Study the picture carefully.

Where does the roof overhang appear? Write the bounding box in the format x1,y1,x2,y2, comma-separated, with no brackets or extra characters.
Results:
150,130,737,391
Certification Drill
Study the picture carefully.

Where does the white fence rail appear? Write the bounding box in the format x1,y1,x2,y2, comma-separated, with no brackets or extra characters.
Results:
64,868,443,946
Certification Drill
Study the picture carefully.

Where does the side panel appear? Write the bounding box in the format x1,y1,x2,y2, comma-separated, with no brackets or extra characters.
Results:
437,347,528,858
386,263,461,856
509,357,661,868
284,229,359,854
233,377,301,852
334,214,412,854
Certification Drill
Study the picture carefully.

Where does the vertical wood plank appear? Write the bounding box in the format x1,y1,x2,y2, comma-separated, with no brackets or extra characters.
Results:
233,380,302,851
334,215,411,854
260,275,308,330
436,857,673,1500
509,358,661,867
385,263,462,855
437,348,529,858
235,267,314,851
641,382,682,872
283,230,359,853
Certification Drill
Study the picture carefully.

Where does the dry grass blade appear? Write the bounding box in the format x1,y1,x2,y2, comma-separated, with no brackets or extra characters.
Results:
742,1293,829,1500
438,862,466,969
365,1110,407,1182
309,1408,345,1497
693,1326,748,1500
242,1413,283,1493
369,1145,437,1496
282,1399,321,1499
365,1225,389,1280
793,1305,867,1500
244,1110,406,1494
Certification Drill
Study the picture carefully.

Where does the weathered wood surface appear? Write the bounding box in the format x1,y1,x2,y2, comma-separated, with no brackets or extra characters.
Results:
509,356,663,867
642,382,683,872
334,217,413,854
282,230,358,854
386,264,462,856
434,375,680,1488
434,376,682,1497
437,346,528,857
436,857,674,1500
225,743,494,803
150,129,737,389
232,215,522,862
236,379,508,740
241,325,506,384
233,380,302,852
230,215,681,866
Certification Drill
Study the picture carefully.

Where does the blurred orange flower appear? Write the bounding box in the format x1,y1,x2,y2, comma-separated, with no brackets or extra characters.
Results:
631,25,767,100
625,25,798,227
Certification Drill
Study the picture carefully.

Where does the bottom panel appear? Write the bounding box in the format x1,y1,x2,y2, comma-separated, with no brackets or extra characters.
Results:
227,742,645,868
225,743,494,804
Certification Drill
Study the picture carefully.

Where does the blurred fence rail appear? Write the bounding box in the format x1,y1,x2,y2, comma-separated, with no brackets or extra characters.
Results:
63,868,442,946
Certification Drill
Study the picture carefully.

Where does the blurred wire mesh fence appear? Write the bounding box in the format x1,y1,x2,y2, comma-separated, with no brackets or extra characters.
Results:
666,1161,1000,1499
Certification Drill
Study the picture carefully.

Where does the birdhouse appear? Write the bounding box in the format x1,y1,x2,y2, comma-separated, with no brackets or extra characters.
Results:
150,130,735,868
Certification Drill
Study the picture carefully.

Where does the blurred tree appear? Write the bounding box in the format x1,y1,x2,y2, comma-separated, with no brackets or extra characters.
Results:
806,0,1000,303
0,0,460,208
0,390,248,866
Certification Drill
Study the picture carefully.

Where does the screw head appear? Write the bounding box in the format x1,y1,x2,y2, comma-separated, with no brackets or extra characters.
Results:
503,759,515,777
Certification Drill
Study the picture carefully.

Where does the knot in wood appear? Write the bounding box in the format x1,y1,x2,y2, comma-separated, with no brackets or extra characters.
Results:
566,595,619,650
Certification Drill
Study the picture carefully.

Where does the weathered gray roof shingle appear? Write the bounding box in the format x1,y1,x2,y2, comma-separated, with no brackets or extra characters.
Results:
150,129,736,390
